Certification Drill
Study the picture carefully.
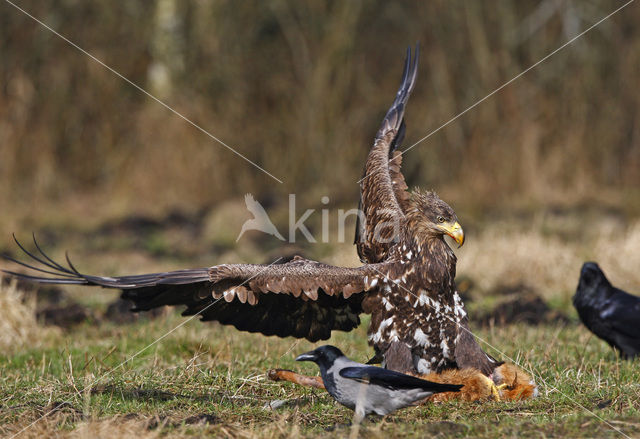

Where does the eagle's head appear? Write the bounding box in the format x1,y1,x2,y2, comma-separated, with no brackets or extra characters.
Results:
408,190,464,247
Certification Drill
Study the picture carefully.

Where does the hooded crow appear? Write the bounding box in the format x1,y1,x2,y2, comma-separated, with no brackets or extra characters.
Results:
295,345,462,420
573,262,640,359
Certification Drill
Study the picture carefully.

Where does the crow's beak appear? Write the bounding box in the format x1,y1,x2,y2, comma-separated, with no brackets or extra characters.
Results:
439,221,465,248
295,351,317,362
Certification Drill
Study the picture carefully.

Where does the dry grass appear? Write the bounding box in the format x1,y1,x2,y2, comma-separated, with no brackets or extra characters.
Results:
592,221,640,292
0,278,58,352
5,417,164,439
457,219,640,299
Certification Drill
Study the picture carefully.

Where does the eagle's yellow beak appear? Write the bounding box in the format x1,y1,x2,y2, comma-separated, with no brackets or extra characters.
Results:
439,221,465,247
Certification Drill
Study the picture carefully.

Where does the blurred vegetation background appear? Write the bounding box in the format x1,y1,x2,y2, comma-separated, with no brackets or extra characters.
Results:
0,1,639,277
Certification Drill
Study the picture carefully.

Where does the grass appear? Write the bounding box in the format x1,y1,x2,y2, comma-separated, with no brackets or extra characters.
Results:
1,302,639,438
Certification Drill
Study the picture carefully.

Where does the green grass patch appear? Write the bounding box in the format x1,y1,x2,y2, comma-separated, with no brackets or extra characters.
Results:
1,312,639,438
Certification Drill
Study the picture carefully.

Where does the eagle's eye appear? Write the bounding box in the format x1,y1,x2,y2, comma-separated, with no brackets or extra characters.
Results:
437,216,445,223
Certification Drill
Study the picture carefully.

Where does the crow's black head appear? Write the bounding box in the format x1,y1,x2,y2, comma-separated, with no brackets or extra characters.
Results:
578,262,611,292
574,262,613,308
295,345,345,369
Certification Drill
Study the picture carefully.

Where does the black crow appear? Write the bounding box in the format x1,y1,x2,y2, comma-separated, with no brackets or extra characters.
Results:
295,345,462,421
573,262,640,359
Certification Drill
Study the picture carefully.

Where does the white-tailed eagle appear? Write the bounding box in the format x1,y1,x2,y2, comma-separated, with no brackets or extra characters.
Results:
3,46,500,376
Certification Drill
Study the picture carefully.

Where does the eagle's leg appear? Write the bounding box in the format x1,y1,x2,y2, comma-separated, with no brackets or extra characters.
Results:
383,341,414,373
480,374,508,401
267,368,325,389
493,383,509,400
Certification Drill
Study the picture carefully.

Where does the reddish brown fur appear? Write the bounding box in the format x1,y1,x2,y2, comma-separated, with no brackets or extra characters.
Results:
419,368,491,402
491,363,537,401
268,369,325,389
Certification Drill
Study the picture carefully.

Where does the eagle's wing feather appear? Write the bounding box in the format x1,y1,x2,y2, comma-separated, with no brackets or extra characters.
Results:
3,238,390,341
355,46,417,263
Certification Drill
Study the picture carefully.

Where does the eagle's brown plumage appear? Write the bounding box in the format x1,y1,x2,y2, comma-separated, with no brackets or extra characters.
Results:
2,46,498,376
358,190,499,374
354,47,499,375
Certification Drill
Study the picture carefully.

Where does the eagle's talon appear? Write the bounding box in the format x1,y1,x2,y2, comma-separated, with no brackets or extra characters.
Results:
491,382,509,401
480,374,508,401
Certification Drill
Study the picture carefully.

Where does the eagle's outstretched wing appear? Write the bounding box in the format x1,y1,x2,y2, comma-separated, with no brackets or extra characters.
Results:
355,45,417,263
2,237,391,342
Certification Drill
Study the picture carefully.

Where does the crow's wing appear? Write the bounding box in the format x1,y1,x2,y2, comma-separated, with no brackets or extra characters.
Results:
355,46,417,263
2,236,393,342
600,289,640,342
339,366,462,393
